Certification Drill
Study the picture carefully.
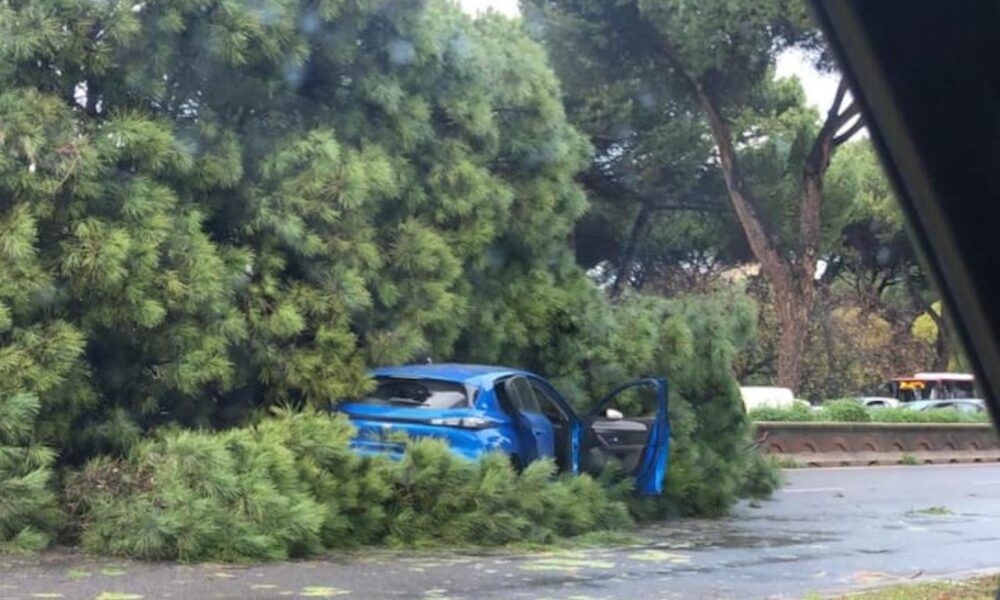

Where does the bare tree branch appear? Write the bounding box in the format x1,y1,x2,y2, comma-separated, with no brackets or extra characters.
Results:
832,101,861,129
829,77,849,117
833,115,866,146
807,80,860,173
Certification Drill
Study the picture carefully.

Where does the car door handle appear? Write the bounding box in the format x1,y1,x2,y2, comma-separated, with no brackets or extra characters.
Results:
532,429,545,435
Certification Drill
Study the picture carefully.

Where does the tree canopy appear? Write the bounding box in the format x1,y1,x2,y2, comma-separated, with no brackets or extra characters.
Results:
526,0,868,392
0,0,600,457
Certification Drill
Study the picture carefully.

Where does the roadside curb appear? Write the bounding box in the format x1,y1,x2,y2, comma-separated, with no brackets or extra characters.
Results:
753,422,999,468
778,449,1000,468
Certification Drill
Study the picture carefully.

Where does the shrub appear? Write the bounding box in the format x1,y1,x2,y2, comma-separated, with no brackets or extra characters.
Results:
870,408,989,424
0,393,61,553
67,410,635,561
748,404,817,422
67,410,378,561
747,402,990,424
739,454,786,498
600,291,783,520
384,440,632,547
820,399,871,423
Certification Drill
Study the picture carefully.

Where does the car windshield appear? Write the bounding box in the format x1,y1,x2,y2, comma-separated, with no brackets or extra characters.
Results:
352,378,470,409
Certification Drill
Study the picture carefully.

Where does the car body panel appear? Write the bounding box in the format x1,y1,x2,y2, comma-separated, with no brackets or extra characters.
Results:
526,375,582,474
857,396,900,409
336,365,670,494
499,376,555,465
506,407,554,465
338,402,518,461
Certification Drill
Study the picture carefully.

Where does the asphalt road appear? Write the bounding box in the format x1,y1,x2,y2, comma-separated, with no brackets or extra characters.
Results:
2,463,999,600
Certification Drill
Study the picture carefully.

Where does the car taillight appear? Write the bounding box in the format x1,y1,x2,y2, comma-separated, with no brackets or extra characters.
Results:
428,417,493,429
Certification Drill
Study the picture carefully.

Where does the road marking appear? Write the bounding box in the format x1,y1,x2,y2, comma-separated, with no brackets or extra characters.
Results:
783,487,843,493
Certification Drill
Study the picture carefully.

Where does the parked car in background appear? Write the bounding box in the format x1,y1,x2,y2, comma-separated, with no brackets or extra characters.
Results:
335,364,671,495
901,399,987,413
739,386,798,411
856,397,901,409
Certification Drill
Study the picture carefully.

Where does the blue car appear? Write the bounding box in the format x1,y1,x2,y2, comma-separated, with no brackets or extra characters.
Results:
336,364,670,495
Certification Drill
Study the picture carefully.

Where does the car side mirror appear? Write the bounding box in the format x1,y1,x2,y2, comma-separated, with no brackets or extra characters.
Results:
604,408,624,420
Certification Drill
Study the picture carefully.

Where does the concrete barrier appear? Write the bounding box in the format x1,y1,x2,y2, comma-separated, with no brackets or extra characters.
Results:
753,421,1000,467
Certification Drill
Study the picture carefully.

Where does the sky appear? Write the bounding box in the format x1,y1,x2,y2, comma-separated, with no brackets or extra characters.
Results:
457,0,840,111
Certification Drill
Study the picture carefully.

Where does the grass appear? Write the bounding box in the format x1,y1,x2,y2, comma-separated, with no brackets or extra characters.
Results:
824,572,1000,599
906,505,954,517
777,456,803,469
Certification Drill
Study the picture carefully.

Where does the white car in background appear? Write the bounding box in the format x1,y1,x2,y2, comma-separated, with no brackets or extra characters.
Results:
856,396,900,409
739,386,800,411
902,399,987,413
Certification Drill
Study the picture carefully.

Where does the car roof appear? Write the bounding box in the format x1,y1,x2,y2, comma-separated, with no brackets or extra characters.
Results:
370,363,529,385
912,372,975,381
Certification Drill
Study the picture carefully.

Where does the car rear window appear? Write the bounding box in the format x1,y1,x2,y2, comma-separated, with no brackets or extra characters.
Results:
353,378,470,409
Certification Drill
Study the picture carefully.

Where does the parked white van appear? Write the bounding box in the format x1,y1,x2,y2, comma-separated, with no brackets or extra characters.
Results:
739,386,798,411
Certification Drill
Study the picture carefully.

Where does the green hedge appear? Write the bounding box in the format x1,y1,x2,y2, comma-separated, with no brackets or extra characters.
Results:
749,400,989,424
64,410,635,561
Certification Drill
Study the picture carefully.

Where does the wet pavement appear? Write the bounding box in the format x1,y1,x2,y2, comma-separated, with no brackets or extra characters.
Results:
1,463,999,599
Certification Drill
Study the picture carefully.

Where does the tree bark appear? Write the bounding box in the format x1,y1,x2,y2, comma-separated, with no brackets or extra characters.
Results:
924,304,951,371
771,275,812,390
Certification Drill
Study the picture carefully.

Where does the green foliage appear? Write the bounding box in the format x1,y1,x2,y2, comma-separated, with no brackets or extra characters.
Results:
869,409,988,424
747,403,815,423
0,0,590,459
0,393,61,553
66,410,634,561
2,0,782,536
821,399,871,422
593,289,782,519
384,440,632,547
524,0,852,285
748,403,988,423
739,454,786,499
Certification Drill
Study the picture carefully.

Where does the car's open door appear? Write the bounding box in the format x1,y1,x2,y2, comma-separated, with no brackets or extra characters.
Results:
583,378,669,495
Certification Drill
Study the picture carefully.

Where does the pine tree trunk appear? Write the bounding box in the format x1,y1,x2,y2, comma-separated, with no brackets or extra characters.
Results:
659,42,856,395
926,306,951,371
611,202,654,297
773,286,811,391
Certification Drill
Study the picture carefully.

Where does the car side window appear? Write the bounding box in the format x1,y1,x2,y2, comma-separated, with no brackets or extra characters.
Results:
508,377,541,414
603,382,659,419
529,379,567,421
